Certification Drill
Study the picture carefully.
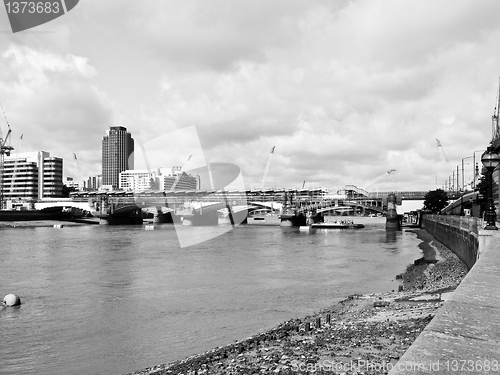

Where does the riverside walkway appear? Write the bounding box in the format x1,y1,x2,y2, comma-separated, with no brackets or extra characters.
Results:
390,215,500,374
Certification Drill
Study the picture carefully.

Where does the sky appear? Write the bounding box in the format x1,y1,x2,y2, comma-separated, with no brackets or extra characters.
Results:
1,0,500,192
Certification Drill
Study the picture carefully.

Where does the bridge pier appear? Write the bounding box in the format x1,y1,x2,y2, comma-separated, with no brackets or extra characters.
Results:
280,212,307,227
385,193,401,230
153,211,174,223
99,208,144,225
182,211,219,226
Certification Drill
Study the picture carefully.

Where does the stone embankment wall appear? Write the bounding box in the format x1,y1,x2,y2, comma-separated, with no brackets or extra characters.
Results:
421,214,480,269
390,215,500,375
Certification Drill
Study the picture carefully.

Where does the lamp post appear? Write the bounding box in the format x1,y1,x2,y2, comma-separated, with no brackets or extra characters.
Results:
462,156,473,192
460,157,472,216
481,146,500,230
473,150,486,189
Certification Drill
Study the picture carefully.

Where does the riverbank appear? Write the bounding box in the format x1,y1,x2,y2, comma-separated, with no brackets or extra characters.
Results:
0,218,100,228
126,228,468,375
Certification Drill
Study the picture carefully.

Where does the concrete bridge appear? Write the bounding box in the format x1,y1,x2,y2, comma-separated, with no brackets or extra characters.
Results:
390,214,500,374
59,190,388,225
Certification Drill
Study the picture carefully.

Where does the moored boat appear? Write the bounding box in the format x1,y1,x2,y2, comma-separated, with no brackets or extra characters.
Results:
310,220,364,229
246,209,281,225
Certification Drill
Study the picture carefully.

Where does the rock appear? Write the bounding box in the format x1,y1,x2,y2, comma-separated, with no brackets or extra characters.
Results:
3,294,21,306
373,300,390,307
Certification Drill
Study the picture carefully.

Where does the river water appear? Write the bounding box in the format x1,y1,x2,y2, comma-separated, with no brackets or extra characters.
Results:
0,219,422,375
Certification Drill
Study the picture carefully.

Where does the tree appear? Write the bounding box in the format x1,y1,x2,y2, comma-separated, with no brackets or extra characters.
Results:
475,173,489,215
62,184,76,198
423,189,449,213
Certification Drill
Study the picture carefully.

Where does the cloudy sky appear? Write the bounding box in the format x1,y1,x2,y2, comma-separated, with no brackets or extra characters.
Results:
1,0,500,192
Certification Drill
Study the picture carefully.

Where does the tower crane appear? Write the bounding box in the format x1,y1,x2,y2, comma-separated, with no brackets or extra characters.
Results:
0,103,14,208
358,169,396,191
436,139,454,190
256,146,275,189
436,139,453,174
344,169,396,197
492,78,500,141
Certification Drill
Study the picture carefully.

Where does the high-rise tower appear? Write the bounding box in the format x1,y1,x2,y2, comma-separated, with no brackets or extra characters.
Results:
102,126,134,189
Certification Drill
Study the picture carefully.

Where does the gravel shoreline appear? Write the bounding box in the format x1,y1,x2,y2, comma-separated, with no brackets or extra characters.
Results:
127,228,468,375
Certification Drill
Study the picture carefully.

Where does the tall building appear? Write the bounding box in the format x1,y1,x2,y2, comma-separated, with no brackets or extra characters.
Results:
2,151,63,200
43,157,63,197
102,126,134,190
86,174,102,191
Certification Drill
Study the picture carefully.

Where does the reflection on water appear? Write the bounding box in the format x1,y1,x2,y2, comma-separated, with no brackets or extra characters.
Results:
0,223,421,375
385,229,399,243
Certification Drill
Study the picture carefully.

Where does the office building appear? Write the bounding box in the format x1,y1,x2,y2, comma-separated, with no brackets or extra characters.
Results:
2,151,63,200
119,169,155,191
102,126,134,190
118,167,200,191
159,167,199,190
86,175,102,191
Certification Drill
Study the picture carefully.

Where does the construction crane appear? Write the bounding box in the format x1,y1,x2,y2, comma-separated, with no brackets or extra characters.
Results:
358,169,396,191
436,139,453,173
492,78,500,141
256,146,275,189
9,134,24,195
343,169,396,197
0,103,14,209
436,139,454,190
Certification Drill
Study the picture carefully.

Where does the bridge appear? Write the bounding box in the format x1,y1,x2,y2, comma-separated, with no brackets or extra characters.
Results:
31,188,434,225
59,189,391,225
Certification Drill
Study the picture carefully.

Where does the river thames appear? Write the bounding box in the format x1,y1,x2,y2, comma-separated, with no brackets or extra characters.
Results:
0,219,422,375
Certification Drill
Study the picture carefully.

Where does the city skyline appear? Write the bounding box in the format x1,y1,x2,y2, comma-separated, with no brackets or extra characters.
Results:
2,1,500,192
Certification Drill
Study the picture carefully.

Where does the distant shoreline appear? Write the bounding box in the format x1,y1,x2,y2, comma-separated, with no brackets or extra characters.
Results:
0,214,384,229
0,218,100,228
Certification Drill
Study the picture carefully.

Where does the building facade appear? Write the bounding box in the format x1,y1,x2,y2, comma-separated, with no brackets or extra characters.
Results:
119,169,155,191
2,151,63,201
1,158,39,200
161,172,199,190
158,166,199,191
86,174,102,191
102,126,134,190
42,157,63,197
118,167,200,192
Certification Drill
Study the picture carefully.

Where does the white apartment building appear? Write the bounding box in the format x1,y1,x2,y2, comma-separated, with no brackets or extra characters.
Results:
119,169,155,191
118,167,200,192
3,151,63,200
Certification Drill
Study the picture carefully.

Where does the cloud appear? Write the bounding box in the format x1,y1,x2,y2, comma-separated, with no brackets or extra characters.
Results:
0,45,113,180
3,0,500,192
88,1,500,190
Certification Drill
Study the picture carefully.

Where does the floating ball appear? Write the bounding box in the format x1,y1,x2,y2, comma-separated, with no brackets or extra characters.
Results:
3,294,21,306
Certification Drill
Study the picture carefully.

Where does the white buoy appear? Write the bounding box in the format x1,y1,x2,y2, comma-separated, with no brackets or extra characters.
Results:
3,294,21,306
